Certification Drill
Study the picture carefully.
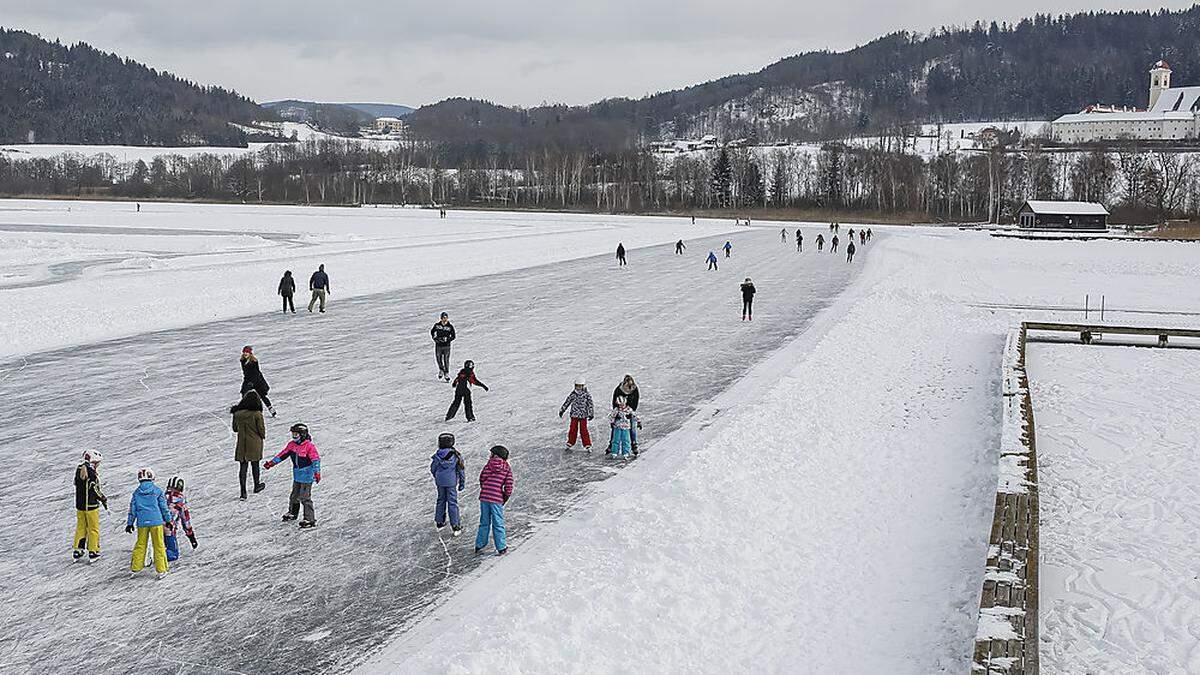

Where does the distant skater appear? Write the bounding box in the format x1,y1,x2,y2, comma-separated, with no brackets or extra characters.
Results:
675,239,686,255
308,264,331,313
816,234,825,251
431,312,456,381
780,228,787,243
741,277,756,321
859,230,866,245
795,229,803,252
707,250,719,271
239,346,275,417
846,240,856,263
831,235,839,253
867,227,873,242
447,360,489,422
616,243,627,266
691,216,696,225
723,240,732,258
278,270,296,314
136,203,141,213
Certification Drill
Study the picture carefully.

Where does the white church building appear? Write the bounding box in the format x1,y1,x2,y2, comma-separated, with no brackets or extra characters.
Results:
1052,61,1200,143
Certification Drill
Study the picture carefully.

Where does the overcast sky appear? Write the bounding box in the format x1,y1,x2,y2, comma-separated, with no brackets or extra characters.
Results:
1,1,1192,108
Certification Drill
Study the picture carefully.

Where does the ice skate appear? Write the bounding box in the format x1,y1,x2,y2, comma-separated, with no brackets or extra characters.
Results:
298,520,316,528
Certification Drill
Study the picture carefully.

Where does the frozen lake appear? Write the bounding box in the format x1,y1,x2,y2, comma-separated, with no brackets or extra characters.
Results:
0,205,862,673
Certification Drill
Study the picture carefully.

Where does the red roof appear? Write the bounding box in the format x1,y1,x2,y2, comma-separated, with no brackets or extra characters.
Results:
1153,59,1171,70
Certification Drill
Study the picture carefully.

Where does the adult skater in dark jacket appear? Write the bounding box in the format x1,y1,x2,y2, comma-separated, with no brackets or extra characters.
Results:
278,271,296,314
447,360,489,422
831,235,839,253
616,243,627,266
675,239,686,255
308,264,331,313
846,240,856,263
741,277,756,321
431,312,456,381
795,229,803,252
240,346,275,417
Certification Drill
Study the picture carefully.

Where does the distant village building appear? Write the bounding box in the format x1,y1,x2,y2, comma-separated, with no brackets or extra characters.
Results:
649,135,722,154
1052,61,1200,143
374,117,405,133
1016,201,1109,230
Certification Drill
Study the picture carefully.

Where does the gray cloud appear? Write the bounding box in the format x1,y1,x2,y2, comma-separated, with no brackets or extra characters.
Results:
1,0,1193,107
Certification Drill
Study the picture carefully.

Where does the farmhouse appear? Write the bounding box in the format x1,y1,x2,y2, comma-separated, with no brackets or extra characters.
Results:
1052,61,1200,143
1016,201,1109,230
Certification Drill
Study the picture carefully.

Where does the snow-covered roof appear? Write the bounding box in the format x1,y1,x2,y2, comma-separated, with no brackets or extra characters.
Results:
1053,109,1195,124
1153,59,1171,70
1149,86,1200,113
1021,200,1109,216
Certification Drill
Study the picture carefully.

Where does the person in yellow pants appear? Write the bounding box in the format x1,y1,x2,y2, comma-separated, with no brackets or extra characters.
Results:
72,450,108,562
125,467,172,579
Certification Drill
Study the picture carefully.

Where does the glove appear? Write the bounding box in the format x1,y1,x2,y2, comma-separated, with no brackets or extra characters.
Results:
458,483,465,492
187,533,198,549
588,415,594,421
637,421,643,430
482,385,490,392
263,460,274,470
100,497,109,510
125,524,134,534
559,411,564,418
314,472,321,484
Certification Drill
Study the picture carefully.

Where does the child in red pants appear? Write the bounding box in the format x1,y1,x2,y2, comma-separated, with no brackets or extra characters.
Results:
559,377,595,451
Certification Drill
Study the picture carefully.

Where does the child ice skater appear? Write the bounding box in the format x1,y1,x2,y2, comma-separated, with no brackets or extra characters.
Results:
608,395,639,459
475,445,514,556
163,476,197,562
559,377,595,450
126,468,171,579
431,432,466,535
264,422,321,528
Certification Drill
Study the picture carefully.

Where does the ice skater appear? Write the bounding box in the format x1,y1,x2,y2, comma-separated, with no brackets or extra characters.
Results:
431,433,466,535
846,240,856,263
231,389,267,500
859,230,866,245
447,360,489,422
475,445,514,556
611,375,641,454
675,239,686,255
867,227,873,242
741,277,756,321
608,395,639,459
126,468,171,579
707,250,719,271
616,243,627,266
559,377,595,451
163,476,197,562
795,229,803,252
264,423,321,528
431,312,456,381
240,346,275,417
278,270,296,314
831,235,839,253
780,228,787,243
72,450,108,562
723,240,733,258
308,264,331,313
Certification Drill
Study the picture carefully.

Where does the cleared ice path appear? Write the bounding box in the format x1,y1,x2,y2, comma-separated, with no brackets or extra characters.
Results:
0,229,860,673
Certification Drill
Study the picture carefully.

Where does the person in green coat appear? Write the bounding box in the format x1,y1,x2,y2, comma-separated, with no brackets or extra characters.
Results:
231,389,267,500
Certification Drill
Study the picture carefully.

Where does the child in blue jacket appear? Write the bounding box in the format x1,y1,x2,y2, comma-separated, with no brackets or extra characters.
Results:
125,468,172,578
431,432,466,535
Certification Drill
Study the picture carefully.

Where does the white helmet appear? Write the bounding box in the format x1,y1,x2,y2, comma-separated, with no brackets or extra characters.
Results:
575,376,586,386
82,450,103,464
137,467,155,481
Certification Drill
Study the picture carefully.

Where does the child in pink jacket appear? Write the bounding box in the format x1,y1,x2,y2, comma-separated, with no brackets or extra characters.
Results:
475,445,514,556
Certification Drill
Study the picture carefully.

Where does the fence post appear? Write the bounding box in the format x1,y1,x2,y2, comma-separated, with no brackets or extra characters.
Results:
1085,294,1089,319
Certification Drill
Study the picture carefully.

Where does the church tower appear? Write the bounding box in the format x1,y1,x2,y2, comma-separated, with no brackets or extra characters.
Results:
1149,60,1172,109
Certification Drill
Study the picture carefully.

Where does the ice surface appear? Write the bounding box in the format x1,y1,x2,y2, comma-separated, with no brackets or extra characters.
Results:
0,219,859,673
1028,344,1200,674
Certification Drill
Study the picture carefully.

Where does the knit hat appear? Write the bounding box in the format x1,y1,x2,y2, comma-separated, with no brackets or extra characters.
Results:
440,312,448,319
242,345,253,354
438,432,455,449
490,445,509,461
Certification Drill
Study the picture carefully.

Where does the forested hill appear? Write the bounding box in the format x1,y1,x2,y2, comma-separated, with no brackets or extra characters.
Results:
404,5,1200,154
0,28,274,146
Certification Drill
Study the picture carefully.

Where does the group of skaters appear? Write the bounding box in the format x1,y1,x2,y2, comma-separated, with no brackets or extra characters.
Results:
794,224,872,263
69,219,874,578
276,264,332,314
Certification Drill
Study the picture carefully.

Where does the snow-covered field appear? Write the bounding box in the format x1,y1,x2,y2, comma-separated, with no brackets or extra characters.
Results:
0,199,736,359
1028,344,1200,673
1,199,1198,673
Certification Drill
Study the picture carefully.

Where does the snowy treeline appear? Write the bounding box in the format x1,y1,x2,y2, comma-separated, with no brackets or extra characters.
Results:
1,138,1197,222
